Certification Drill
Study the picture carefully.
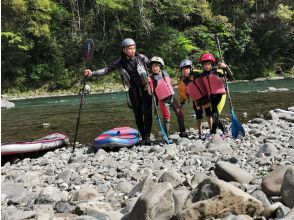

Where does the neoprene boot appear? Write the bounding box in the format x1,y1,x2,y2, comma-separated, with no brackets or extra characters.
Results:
144,137,152,146
179,131,188,138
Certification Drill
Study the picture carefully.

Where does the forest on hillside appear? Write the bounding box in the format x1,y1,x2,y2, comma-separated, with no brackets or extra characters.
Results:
1,0,293,93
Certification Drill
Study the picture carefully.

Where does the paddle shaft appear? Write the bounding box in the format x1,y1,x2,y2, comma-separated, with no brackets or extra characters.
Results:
151,88,170,144
215,35,245,138
215,35,234,111
72,76,86,153
143,62,170,144
72,39,94,153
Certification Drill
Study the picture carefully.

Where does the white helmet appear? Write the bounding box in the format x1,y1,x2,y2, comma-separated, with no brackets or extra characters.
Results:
149,56,165,67
121,38,136,47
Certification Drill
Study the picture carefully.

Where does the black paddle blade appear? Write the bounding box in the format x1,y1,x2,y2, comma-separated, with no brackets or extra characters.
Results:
84,39,94,62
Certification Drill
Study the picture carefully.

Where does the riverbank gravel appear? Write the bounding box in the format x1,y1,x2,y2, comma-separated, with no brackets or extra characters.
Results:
1,107,294,219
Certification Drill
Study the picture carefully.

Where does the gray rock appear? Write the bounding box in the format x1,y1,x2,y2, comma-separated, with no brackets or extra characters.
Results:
34,204,55,220
190,172,208,189
53,213,81,219
117,181,134,194
125,182,174,220
249,129,263,137
283,207,294,219
55,169,73,182
95,149,108,160
263,202,284,219
16,171,41,187
55,201,76,213
251,118,267,124
261,165,293,196
38,186,68,203
177,178,263,219
128,176,156,198
207,135,232,153
2,210,36,220
172,187,190,214
74,201,119,219
1,99,15,109
39,158,50,166
214,161,254,184
149,146,164,153
185,178,262,207
222,214,253,220
289,135,294,148
1,182,26,204
71,187,99,201
250,190,271,207
120,197,138,215
158,169,183,188
281,166,294,208
257,143,278,157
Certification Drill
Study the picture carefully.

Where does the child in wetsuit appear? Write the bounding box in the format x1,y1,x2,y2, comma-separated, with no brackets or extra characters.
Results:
147,56,188,140
200,53,228,137
178,59,213,139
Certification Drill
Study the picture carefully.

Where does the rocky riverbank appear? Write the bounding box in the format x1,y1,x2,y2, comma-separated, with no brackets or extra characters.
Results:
1,107,294,220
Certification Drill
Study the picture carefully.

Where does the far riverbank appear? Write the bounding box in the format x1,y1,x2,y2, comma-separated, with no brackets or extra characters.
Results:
2,76,293,101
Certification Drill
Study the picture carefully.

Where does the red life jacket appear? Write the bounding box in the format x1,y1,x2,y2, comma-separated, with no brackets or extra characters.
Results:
153,71,174,101
185,76,207,101
202,70,226,95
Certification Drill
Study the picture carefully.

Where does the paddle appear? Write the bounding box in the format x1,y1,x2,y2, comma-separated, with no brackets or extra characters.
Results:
139,62,170,144
72,39,94,153
215,35,245,139
150,89,170,144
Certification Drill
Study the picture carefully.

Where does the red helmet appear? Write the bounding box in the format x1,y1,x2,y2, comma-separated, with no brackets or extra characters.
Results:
200,53,216,63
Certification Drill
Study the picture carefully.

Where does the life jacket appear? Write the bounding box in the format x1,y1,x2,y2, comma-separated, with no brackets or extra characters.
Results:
202,69,226,95
153,71,174,101
120,54,149,88
183,74,207,101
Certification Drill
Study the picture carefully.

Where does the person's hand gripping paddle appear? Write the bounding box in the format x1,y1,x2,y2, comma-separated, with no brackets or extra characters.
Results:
72,39,94,153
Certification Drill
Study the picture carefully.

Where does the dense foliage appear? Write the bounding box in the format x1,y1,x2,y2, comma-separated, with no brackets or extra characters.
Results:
2,0,293,93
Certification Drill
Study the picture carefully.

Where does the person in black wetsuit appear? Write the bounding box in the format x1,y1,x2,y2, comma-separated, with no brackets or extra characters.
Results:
83,38,153,145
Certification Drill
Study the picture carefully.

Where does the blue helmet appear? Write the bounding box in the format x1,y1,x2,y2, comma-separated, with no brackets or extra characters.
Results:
179,59,193,69
121,38,136,47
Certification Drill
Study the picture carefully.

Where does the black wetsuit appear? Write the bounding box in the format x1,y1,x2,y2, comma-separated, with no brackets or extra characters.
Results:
92,53,152,140
203,68,226,134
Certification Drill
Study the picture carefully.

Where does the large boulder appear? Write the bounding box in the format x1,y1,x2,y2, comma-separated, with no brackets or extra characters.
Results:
261,165,293,196
281,166,294,208
1,99,15,109
214,161,254,184
177,178,264,219
124,182,175,220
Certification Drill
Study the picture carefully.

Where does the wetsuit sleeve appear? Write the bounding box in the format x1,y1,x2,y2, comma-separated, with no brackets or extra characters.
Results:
92,57,122,76
139,54,149,64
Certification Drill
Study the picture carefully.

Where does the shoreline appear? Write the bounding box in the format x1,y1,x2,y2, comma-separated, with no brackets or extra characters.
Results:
1,107,294,219
2,75,293,101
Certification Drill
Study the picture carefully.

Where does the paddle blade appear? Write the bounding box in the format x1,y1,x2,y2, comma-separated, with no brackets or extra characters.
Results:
231,110,245,139
84,39,94,62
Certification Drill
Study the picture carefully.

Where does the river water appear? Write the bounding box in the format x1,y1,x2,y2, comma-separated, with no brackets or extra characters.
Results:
2,78,294,144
